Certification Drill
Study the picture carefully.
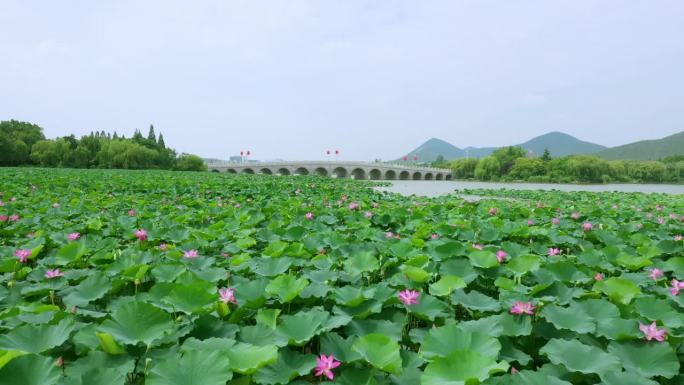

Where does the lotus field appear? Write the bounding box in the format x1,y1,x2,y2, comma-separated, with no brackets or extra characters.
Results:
1,168,684,385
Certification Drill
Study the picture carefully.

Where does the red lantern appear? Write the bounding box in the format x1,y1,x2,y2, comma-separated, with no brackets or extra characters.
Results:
403,156,408,161
240,151,244,156
326,150,330,155
335,150,340,155
247,150,251,156
413,155,418,161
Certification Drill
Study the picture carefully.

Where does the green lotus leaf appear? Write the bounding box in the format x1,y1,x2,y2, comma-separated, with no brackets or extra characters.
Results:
319,332,361,363
429,275,466,297
253,348,316,385
61,272,112,308
506,254,541,275
226,343,279,374
421,349,509,385
265,274,309,303
540,338,621,375
0,318,74,354
593,277,642,305
468,250,499,268
541,303,595,334
483,369,572,385
263,240,289,257
256,308,281,329
407,294,449,321
634,297,684,329
162,283,216,314
599,371,659,385
0,354,60,385
332,286,367,307
98,301,174,345
276,308,329,346
147,349,233,385
451,290,501,312
352,333,402,374
420,324,501,360
607,341,680,379
55,242,89,265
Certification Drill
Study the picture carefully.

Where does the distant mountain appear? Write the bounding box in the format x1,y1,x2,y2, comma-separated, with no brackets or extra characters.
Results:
398,132,606,162
596,131,684,160
518,132,607,157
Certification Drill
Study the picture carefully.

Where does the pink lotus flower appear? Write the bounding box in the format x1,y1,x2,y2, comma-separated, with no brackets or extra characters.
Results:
14,249,31,263
670,280,684,296
398,290,420,305
510,301,535,315
582,222,593,231
318,248,326,255
52,203,60,208
127,209,137,216
511,367,519,374
430,233,440,240
571,212,580,219
45,269,64,279
656,205,663,211
234,203,241,209
472,243,484,250
305,212,314,220
675,235,682,242
385,231,394,239
10,197,16,202
536,202,543,208
551,218,560,225
183,249,199,258
488,207,498,215
648,268,663,281
218,287,237,304
548,248,561,256
364,211,373,218
657,217,665,225
372,202,379,208
134,229,148,241
348,202,359,210
0,200,4,206
594,272,604,281
639,322,667,342
9,214,19,222
527,220,535,226
669,213,678,219
496,250,507,263
0,215,7,222
158,243,168,251
67,232,80,241
314,354,341,380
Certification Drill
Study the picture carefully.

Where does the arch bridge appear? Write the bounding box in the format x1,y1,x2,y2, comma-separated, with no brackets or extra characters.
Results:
207,161,452,181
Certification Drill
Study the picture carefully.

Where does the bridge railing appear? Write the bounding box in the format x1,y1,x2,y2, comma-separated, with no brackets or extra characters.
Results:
206,160,450,172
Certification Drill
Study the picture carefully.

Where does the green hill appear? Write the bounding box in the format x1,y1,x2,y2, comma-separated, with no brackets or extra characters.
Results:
398,132,605,162
518,131,606,157
596,131,684,160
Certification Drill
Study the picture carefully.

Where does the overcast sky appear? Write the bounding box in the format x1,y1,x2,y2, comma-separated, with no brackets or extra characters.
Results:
2,1,683,160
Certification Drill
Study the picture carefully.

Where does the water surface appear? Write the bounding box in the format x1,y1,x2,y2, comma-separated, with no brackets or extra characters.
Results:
375,180,684,197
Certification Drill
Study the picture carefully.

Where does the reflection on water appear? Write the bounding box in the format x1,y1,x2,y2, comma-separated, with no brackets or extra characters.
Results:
375,180,684,197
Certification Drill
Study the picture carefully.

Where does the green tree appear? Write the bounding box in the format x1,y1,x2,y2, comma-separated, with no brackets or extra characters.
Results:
491,146,526,176
450,158,479,179
508,157,547,180
474,156,500,181
175,154,207,171
541,148,552,161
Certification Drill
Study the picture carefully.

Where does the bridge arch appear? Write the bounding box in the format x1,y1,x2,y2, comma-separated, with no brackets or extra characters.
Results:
412,171,422,180
435,173,444,180
211,169,220,173
277,168,290,176
445,174,453,180
332,167,347,178
294,167,309,176
385,170,397,180
260,168,273,175
314,167,328,176
226,169,238,174
369,169,382,180
399,171,410,180
242,168,255,174
351,168,366,180
424,172,434,180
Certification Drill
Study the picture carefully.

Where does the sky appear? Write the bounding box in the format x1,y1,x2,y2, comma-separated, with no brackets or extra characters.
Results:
1,1,683,161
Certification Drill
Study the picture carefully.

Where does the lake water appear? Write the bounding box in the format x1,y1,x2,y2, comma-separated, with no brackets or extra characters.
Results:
375,180,684,197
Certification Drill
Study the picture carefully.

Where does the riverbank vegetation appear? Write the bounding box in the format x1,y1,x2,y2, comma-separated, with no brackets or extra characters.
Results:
0,169,681,384
0,120,206,171
443,147,684,184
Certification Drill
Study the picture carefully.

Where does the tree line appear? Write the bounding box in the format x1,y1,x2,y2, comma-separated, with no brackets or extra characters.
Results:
433,147,684,183
0,120,207,171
